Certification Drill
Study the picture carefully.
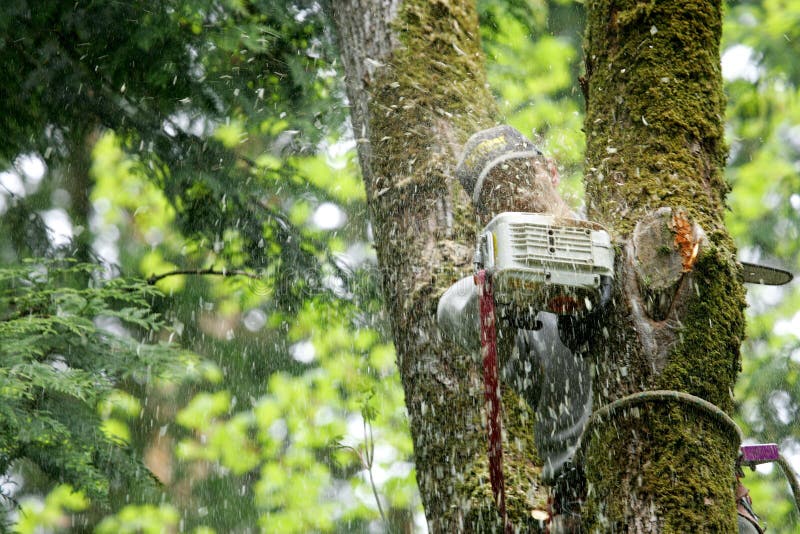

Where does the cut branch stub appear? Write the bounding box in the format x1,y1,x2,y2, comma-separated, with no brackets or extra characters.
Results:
632,207,707,321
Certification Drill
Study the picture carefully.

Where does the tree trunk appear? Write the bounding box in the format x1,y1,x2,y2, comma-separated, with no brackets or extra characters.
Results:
64,128,97,262
330,0,548,531
582,0,746,531
331,0,747,531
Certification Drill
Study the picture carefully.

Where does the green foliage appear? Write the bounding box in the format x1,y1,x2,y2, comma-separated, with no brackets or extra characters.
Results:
722,1,800,531
14,484,89,534
170,300,414,533
95,503,182,534
0,260,192,526
0,0,343,285
0,1,414,529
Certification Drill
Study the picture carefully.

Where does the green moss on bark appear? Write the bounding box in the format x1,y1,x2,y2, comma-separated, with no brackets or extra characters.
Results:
461,386,548,532
501,388,548,524
658,251,745,413
367,0,497,295
582,0,747,530
369,0,497,200
584,0,728,237
583,401,739,533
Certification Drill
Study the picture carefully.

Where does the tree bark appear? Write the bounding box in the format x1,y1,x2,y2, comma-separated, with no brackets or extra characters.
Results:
64,128,97,262
332,0,747,531
330,0,549,531
581,0,746,531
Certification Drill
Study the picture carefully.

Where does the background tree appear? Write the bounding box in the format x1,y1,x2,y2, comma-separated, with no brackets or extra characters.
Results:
1,1,419,531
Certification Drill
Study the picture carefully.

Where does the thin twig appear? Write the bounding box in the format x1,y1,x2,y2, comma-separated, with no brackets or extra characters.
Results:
334,436,389,528
777,454,800,515
146,268,262,285
363,417,387,527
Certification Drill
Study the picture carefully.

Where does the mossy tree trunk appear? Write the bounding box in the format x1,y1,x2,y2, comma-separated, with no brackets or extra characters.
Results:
330,0,548,531
582,0,745,531
332,0,746,531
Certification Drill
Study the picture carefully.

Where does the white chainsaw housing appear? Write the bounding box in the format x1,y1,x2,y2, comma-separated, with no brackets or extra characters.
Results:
476,212,614,317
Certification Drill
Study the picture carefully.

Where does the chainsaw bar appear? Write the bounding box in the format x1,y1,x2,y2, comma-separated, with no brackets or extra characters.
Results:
740,262,793,286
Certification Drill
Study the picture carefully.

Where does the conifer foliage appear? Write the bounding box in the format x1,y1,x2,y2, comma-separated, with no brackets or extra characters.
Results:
0,260,186,526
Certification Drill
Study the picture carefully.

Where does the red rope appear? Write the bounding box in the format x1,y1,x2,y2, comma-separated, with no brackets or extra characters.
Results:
476,270,511,532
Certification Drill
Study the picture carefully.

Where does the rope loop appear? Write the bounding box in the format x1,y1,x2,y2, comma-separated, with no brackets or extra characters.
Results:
575,389,743,464
573,389,800,521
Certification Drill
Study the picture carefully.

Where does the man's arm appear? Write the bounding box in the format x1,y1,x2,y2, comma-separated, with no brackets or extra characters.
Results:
436,276,480,352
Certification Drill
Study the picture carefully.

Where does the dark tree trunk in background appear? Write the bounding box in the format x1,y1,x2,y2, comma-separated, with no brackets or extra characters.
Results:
64,128,97,262
331,0,746,531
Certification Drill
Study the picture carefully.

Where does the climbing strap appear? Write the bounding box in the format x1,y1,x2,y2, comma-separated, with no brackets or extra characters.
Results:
573,391,743,485
476,269,512,532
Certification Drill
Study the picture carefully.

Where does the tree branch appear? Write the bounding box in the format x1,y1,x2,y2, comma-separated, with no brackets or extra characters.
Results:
146,268,262,285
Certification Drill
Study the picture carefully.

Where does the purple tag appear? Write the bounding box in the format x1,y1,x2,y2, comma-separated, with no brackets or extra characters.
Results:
740,443,780,465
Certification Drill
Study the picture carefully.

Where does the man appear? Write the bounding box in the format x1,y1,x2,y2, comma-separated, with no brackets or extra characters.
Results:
440,125,594,523
437,277,592,488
